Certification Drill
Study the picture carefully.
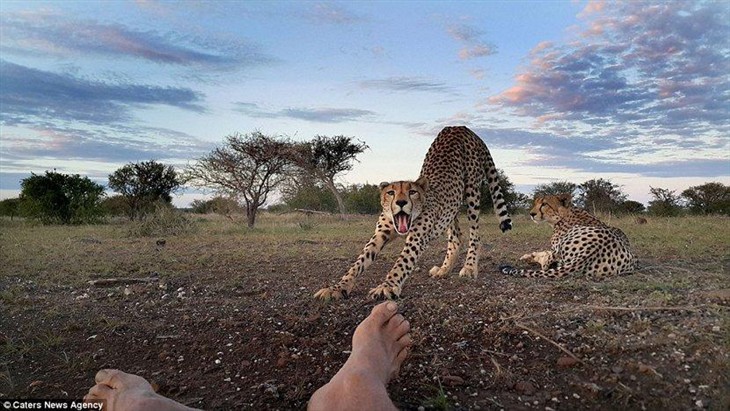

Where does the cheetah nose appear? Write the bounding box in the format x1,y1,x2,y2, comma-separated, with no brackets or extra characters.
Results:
396,200,407,208
530,212,537,217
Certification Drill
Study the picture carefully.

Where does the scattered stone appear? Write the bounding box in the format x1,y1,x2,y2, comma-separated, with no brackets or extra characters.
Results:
442,375,465,386
557,356,578,368
515,381,536,395
638,363,662,378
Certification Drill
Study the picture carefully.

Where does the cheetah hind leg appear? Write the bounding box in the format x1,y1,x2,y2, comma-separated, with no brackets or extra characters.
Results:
430,219,462,278
458,187,481,278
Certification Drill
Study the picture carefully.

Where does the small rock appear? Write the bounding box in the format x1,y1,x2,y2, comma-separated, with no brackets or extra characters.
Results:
611,365,624,374
443,375,465,386
515,381,536,395
557,356,578,368
711,326,720,332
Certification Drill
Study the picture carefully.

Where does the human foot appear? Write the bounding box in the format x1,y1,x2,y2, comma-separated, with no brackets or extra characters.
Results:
308,301,412,411
347,301,412,383
84,369,199,411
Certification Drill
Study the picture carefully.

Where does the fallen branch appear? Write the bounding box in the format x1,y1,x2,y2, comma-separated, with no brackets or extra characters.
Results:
88,277,159,287
576,304,707,312
515,322,585,365
294,208,331,215
155,335,179,340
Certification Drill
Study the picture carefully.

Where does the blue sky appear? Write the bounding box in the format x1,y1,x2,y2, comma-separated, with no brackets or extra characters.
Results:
1,0,728,206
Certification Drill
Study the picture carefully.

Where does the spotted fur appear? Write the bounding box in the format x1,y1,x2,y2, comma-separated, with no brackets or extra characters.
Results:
314,126,512,300
500,194,637,279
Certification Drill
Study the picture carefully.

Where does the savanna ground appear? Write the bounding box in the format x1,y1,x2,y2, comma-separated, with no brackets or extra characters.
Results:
0,212,728,410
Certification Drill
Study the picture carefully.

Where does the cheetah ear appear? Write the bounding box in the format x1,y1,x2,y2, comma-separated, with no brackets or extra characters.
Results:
379,181,390,190
415,176,429,192
557,193,572,207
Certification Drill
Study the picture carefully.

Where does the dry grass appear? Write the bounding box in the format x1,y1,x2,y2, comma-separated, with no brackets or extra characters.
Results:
0,212,728,409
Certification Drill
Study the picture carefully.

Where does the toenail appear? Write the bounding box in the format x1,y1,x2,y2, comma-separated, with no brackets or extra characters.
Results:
386,301,397,311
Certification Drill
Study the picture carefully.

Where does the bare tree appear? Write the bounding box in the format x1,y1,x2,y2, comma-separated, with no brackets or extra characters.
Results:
185,132,293,228
291,135,368,218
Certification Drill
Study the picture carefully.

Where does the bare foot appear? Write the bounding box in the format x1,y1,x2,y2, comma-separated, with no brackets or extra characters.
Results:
84,369,199,411
308,301,412,411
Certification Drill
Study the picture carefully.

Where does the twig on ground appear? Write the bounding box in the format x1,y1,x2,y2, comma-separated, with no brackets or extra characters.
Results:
575,304,707,312
490,356,503,376
294,208,331,215
515,322,585,365
88,277,159,287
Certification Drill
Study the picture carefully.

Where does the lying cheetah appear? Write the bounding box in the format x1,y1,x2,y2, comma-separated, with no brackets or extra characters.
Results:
500,194,637,279
314,126,512,300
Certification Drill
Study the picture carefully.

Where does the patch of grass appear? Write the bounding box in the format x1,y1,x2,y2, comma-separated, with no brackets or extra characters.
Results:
128,206,197,237
0,287,23,305
422,378,451,411
36,332,65,350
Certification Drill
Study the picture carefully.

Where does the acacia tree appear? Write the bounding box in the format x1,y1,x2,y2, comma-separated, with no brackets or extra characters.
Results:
185,131,293,228
291,135,368,218
577,178,626,214
681,182,730,215
647,187,683,216
532,181,578,198
108,161,181,220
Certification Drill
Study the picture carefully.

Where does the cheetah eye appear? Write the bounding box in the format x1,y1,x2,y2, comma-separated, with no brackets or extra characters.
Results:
408,190,418,196
386,190,395,196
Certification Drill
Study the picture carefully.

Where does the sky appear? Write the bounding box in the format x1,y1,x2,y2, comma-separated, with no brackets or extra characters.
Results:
1,0,728,207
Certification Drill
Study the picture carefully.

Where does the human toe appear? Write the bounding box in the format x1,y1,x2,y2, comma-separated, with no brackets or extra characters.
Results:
369,301,398,325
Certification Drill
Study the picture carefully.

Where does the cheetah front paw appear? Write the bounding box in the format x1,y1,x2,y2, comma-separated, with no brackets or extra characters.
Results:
520,251,552,269
313,286,350,300
520,253,537,263
429,265,450,278
458,265,478,278
368,283,401,300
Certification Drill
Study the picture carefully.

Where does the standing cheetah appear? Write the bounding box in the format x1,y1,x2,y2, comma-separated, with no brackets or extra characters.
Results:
500,194,637,279
314,126,512,300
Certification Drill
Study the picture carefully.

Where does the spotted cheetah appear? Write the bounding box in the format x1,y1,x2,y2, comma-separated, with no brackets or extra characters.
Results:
314,126,513,300
500,194,637,279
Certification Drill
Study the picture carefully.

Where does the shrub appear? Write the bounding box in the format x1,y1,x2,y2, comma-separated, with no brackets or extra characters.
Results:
128,204,196,237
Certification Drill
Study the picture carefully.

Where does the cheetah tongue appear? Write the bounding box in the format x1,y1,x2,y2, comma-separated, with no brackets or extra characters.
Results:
396,214,409,234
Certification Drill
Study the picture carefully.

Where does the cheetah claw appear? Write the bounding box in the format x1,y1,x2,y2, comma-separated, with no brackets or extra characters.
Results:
368,284,401,300
313,287,349,300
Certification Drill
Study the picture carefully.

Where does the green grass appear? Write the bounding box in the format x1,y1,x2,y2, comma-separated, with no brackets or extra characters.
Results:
422,378,451,411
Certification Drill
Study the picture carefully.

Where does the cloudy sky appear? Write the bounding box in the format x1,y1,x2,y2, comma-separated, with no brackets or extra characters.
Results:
1,0,728,206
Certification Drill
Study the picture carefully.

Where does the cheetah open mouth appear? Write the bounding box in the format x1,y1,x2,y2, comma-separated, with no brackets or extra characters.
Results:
393,211,412,235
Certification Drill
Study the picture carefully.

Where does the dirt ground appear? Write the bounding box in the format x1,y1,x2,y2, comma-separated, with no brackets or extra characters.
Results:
1,214,728,410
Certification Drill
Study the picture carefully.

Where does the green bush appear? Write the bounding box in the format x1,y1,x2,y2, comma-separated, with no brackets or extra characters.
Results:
344,184,380,214
20,171,105,224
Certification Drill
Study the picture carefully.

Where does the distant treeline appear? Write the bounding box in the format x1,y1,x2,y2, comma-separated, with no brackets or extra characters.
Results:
1,131,728,226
